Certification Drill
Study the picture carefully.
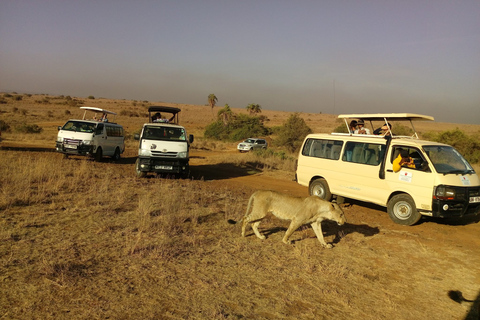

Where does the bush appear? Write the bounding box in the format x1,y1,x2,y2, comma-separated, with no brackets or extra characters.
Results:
15,124,43,134
204,114,270,142
273,113,312,153
88,96,95,99
424,129,480,164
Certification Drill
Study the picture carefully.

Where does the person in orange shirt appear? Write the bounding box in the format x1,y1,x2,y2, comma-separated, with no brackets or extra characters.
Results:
393,150,416,172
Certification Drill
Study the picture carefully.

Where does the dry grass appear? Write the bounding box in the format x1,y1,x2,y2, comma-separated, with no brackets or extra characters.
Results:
1,94,480,319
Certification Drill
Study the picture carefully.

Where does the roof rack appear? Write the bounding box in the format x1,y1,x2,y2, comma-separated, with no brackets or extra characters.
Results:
148,106,181,124
80,106,117,123
338,113,434,139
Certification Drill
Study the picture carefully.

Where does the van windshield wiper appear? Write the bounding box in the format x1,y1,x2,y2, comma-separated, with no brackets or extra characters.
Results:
444,169,474,175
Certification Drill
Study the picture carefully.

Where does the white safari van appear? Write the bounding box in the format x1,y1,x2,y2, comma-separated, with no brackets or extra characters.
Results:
296,113,480,225
134,106,194,178
56,107,125,161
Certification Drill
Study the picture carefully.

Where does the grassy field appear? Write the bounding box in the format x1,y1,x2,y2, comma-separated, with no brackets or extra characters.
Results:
1,94,480,319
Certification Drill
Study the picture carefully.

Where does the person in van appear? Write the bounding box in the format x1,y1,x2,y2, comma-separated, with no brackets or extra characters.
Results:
393,149,416,172
374,122,392,136
354,120,370,134
348,120,358,134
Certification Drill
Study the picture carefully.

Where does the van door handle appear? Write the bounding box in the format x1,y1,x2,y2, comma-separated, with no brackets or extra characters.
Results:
386,169,393,172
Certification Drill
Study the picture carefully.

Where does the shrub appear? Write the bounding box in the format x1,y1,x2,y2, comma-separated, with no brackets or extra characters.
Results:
273,113,312,153
424,129,480,164
204,114,270,141
15,124,43,134
88,95,95,99
13,95,23,101
65,110,71,115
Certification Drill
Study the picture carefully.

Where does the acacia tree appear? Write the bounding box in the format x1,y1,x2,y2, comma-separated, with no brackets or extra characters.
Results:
246,103,262,115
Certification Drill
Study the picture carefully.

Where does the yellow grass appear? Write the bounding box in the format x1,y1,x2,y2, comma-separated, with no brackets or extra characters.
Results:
1,93,479,319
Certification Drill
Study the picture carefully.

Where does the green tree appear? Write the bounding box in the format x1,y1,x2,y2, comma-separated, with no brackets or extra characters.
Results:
274,113,312,153
246,103,262,115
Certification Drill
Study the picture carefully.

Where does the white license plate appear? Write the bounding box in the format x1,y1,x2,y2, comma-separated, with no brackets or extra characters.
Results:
65,144,77,149
469,196,480,203
155,165,173,170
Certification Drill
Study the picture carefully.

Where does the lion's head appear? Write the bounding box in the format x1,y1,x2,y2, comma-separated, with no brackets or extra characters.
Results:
329,202,346,225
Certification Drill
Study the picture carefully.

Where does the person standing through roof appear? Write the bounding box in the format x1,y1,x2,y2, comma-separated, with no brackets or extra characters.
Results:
374,122,392,136
354,120,370,134
348,120,357,134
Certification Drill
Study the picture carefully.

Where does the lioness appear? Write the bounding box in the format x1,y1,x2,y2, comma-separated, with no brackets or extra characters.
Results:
233,190,346,248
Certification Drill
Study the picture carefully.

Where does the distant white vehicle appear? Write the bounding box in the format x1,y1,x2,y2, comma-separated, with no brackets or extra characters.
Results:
56,107,125,161
237,138,268,152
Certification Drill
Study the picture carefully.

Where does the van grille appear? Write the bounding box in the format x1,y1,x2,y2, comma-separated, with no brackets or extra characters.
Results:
151,150,178,158
63,138,81,145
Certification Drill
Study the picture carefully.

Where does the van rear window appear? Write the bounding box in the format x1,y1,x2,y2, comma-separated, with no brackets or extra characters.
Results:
302,139,343,160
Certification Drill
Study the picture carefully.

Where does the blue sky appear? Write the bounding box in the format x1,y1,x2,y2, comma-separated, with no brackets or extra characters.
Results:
1,1,479,124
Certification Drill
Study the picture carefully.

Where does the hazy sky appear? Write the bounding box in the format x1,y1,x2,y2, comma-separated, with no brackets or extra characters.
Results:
1,1,479,124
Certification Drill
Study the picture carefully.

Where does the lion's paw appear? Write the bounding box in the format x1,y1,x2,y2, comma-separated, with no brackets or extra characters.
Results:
324,243,333,249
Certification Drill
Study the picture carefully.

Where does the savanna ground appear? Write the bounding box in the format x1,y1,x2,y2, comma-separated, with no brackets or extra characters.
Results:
1,94,480,319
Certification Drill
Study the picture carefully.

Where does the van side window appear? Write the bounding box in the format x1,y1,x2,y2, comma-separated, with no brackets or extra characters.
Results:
95,123,104,135
391,146,427,171
302,139,343,160
343,142,384,166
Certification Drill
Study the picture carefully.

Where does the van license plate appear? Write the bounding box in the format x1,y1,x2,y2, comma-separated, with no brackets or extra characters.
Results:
155,165,173,170
469,196,480,203
65,144,77,149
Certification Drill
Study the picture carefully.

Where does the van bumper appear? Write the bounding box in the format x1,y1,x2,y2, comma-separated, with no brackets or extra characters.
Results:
431,199,480,218
136,157,189,174
55,142,94,156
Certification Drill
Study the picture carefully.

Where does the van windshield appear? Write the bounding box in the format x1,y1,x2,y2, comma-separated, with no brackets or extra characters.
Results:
142,126,186,141
423,146,475,174
62,121,95,133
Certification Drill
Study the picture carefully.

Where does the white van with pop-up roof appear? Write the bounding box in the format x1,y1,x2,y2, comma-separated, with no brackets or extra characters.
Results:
56,107,125,161
296,113,480,225
134,106,194,178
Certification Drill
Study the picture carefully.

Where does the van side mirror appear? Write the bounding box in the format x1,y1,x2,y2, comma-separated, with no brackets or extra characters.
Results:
189,134,194,143
57,126,62,131
134,134,140,140
421,161,430,172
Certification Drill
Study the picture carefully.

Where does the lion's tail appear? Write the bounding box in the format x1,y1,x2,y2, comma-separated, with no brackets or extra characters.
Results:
227,192,256,225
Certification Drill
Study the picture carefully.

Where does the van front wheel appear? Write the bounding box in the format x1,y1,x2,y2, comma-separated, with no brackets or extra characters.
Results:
135,159,146,178
387,194,421,225
309,179,332,201
94,147,103,162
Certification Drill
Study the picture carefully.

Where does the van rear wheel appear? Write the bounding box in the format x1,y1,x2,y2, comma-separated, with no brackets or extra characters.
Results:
309,178,332,201
112,147,121,161
387,194,421,225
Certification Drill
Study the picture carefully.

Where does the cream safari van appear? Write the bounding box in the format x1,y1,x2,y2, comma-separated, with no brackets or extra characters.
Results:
296,113,480,225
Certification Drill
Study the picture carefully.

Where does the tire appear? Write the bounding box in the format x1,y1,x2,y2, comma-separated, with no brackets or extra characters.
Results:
94,147,103,162
112,147,121,161
387,194,421,225
309,178,332,201
135,158,146,178
63,153,69,159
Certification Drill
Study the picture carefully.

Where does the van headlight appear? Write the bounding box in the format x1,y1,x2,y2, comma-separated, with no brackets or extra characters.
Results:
82,140,92,145
139,149,151,156
177,151,188,158
434,186,456,200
